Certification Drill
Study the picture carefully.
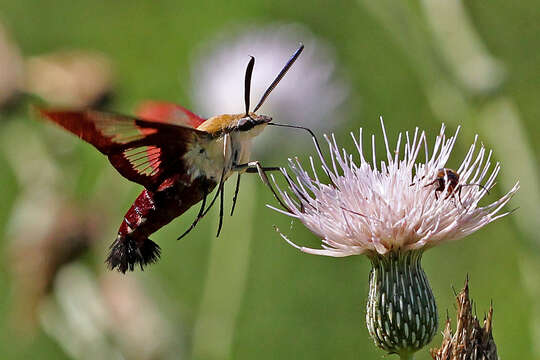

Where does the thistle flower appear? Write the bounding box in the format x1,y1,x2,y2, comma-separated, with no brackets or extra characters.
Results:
271,119,518,358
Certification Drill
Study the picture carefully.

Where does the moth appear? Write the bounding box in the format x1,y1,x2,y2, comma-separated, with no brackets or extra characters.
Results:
39,44,304,273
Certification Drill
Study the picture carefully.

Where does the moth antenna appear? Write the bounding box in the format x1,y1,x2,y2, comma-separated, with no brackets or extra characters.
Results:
253,43,304,112
244,56,255,116
231,173,241,216
244,165,291,211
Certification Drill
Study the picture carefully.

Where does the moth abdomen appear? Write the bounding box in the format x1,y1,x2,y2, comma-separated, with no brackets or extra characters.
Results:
106,235,161,273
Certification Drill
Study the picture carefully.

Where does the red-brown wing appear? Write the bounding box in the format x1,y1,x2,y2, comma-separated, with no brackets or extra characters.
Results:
39,109,211,191
135,102,207,174
136,101,206,128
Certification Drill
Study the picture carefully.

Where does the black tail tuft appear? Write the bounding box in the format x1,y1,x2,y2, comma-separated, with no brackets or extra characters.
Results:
106,236,161,273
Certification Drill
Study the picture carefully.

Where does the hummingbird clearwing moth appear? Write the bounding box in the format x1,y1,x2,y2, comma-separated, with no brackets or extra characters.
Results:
38,44,305,273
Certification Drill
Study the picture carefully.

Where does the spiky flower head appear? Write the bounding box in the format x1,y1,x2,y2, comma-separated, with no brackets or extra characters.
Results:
271,119,518,358
273,119,518,257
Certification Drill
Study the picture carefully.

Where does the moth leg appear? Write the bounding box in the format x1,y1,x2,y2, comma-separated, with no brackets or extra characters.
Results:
234,161,290,211
230,174,241,216
178,170,224,240
177,189,208,240
247,165,309,212
196,169,226,237
216,180,225,237
244,166,281,173
201,169,226,219
234,162,279,183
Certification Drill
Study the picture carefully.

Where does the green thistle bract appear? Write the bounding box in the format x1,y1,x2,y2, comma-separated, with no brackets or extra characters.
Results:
366,251,437,356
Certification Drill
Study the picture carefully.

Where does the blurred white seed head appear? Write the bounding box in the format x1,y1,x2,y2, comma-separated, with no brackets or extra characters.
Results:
39,265,182,360
273,119,519,256
190,23,349,152
25,50,114,107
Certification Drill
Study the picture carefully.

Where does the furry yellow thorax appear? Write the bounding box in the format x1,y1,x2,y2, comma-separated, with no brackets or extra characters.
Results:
196,113,256,134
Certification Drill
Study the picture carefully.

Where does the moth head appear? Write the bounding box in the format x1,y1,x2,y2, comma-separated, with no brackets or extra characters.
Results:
199,45,303,137
241,45,303,121
235,113,272,132
198,112,271,136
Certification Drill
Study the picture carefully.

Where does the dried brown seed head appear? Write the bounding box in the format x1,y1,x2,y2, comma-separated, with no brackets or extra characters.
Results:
431,278,498,360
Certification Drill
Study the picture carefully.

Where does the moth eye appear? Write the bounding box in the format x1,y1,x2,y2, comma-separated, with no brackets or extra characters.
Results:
237,117,254,131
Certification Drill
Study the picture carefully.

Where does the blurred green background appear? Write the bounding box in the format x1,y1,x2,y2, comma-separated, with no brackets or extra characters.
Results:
0,0,539,359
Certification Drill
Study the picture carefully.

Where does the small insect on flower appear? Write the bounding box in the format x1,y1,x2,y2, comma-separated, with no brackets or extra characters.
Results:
421,168,490,204
38,44,306,273
270,119,519,357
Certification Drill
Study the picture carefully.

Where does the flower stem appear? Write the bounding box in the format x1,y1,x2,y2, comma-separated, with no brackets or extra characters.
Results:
399,352,414,360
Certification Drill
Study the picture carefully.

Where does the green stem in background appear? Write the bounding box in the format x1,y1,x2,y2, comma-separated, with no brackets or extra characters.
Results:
191,177,256,360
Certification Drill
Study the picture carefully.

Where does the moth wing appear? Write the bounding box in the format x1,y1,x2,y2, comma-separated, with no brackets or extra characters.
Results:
39,109,211,191
136,101,206,128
